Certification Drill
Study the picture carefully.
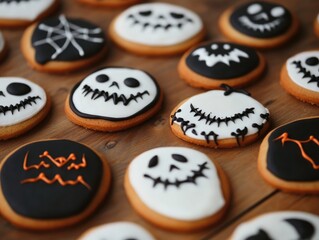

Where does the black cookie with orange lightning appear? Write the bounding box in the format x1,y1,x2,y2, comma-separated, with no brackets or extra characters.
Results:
0,139,111,230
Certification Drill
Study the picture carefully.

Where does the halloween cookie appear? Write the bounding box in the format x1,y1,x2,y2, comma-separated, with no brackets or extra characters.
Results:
258,117,319,194
170,84,270,148
109,2,205,56
21,15,107,73
65,67,163,132
219,1,299,48
77,0,142,8
0,0,59,28
230,211,319,240
179,41,266,89
0,139,111,230
0,77,50,140
315,13,319,38
280,50,319,105
78,222,156,240
0,31,8,62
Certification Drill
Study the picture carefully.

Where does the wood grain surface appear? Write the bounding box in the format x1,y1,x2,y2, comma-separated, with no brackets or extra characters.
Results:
0,0,318,239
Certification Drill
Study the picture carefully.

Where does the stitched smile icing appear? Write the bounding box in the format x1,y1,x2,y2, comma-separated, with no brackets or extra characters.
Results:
238,16,281,32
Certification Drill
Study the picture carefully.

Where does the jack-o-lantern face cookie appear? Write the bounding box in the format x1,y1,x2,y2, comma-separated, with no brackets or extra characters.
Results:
76,0,142,8
179,41,266,89
281,50,319,105
109,3,205,56
230,211,319,240
0,139,111,230
125,147,230,232
170,84,270,148
0,77,50,140
65,67,163,132
258,117,319,194
219,1,299,48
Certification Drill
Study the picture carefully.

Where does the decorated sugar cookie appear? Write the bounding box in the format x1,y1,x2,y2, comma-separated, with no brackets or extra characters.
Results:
125,147,230,232
179,41,266,89
170,84,270,148
77,0,142,8
0,139,111,230
109,2,205,56
65,67,163,132
281,50,319,105
314,13,319,38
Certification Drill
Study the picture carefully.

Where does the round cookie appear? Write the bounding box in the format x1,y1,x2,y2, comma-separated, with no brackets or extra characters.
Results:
280,50,319,105
65,67,163,132
0,0,59,28
314,13,319,38
170,84,270,148
109,2,205,56
125,147,230,232
77,0,142,8
258,117,319,194
78,222,156,240
0,139,111,230
0,31,8,62
21,15,107,73
179,41,266,89
229,211,319,240
219,1,299,48
0,77,50,140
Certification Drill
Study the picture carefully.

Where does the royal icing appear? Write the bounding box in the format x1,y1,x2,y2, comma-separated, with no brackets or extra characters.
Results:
129,147,225,221
70,67,160,121
0,77,47,127
231,211,319,240
114,2,203,46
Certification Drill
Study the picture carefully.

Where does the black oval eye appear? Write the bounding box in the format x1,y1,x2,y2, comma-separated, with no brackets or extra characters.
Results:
96,74,109,83
148,155,158,168
7,82,31,96
305,57,319,66
170,12,185,19
124,78,140,88
139,10,152,17
172,154,188,163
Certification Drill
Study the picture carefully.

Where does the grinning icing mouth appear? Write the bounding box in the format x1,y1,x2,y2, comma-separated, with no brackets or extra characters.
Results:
82,84,150,106
143,162,208,189
0,96,41,115
292,61,319,88
238,16,282,32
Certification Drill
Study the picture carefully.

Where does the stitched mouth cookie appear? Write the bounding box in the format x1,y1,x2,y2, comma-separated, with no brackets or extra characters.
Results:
109,2,205,56
0,139,111,230
76,0,142,8
21,15,107,73
170,84,270,148
280,50,319,105
0,77,50,140
0,0,59,28
219,1,299,48
229,211,319,240
65,67,163,132
125,147,230,232
178,41,266,89
258,117,319,194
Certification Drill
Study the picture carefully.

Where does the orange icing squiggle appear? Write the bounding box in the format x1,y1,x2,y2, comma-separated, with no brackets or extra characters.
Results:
23,152,50,170
67,154,87,170
39,151,76,167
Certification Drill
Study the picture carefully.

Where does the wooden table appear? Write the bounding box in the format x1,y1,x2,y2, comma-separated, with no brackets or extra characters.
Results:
0,0,318,239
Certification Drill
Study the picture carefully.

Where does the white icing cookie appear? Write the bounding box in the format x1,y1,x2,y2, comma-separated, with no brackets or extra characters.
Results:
78,222,155,240
230,211,319,240
0,77,47,127
114,2,203,46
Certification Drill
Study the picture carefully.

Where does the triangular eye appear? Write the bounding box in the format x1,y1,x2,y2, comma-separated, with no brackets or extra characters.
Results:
148,155,158,168
170,12,184,19
172,154,188,163
139,10,152,17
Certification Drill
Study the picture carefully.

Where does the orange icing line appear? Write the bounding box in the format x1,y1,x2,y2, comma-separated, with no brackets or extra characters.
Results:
67,154,87,170
23,152,50,170
39,151,77,168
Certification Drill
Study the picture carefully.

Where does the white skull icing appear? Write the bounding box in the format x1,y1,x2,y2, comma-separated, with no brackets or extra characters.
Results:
231,211,319,240
129,147,225,220
0,77,47,127
114,2,203,46
286,51,319,92
79,222,155,240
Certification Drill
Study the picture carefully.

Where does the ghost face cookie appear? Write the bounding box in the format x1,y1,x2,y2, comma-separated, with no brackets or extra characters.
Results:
77,0,142,8
109,3,205,56
21,15,107,73
0,139,111,230
179,42,266,89
281,50,319,105
125,147,230,232
230,211,319,240
170,85,270,148
0,77,50,140
219,1,299,48
65,67,163,132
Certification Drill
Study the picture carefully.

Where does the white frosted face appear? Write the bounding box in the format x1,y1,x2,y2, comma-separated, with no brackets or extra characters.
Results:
231,211,319,240
114,3,203,46
0,77,47,127
129,147,225,220
71,68,159,120
286,51,319,92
